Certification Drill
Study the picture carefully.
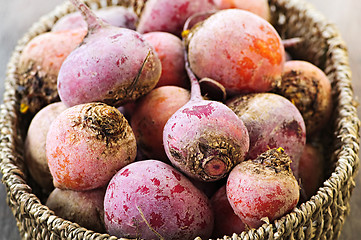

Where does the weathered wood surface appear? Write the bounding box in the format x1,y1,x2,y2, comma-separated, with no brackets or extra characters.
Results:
0,0,360,239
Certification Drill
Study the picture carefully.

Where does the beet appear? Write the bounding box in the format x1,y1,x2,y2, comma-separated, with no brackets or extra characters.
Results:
143,31,189,89
137,0,217,36
17,29,86,115
130,86,190,162
58,0,161,108
273,60,333,136
25,102,67,192
46,102,137,191
52,6,138,31
185,9,285,95
163,47,249,181
46,187,106,233
210,185,246,237
104,160,214,239
227,92,306,177
227,148,300,229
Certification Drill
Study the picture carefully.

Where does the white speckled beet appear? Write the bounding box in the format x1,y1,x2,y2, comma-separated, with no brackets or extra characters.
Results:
163,59,249,182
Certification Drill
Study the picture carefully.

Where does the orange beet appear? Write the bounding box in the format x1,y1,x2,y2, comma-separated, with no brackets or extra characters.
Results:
186,9,285,95
46,103,136,190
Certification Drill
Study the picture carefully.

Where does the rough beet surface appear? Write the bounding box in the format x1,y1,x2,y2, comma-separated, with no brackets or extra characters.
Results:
227,148,300,229
17,29,86,115
46,102,137,190
104,160,214,240
163,49,250,182
273,60,333,136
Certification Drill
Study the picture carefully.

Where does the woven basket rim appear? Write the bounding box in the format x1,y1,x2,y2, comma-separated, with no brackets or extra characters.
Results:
1,0,360,239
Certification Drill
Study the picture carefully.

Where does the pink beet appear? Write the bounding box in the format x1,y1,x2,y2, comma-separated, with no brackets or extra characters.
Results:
143,32,189,88
163,51,249,182
227,148,300,229
130,86,190,162
104,160,214,239
137,0,217,36
227,92,306,178
58,0,161,108
210,185,246,237
46,102,137,190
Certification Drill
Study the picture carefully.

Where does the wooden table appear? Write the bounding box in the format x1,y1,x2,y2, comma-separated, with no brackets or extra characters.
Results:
1,0,360,239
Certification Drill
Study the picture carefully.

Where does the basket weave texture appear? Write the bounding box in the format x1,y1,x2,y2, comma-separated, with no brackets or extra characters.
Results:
0,0,360,239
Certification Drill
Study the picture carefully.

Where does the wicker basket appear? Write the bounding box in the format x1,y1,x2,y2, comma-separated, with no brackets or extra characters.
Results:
0,0,360,239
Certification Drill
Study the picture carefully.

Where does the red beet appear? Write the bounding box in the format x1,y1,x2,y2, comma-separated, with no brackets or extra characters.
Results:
227,148,300,229
104,160,214,239
58,0,161,108
210,185,246,237
17,29,86,115
163,50,249,181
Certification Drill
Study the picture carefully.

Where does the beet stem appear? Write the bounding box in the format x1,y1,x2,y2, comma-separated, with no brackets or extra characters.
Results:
183,41,202,101
69,0,104,31
186,57,202,101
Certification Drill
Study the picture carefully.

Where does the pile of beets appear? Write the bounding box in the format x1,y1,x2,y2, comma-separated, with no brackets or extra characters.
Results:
20,0,332,239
